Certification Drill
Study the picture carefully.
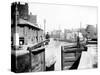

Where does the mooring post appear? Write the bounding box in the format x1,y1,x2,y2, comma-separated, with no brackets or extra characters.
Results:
27,47,32,72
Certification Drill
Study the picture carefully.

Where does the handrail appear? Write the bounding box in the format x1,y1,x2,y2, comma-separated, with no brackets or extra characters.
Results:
11,39,49,56
27,39,49,51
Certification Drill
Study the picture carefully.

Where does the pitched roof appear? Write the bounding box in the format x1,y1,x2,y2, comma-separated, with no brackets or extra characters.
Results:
18,18,43,30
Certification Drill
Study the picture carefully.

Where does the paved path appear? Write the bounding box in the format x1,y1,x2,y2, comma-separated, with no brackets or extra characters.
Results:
45,38,61,70
78,44,97,69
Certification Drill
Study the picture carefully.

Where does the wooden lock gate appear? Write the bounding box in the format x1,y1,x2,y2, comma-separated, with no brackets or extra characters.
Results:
27,39,50,72
11,39,49,73
61,44,87,70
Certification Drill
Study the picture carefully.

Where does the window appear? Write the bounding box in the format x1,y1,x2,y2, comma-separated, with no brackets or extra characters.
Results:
19,37,24,45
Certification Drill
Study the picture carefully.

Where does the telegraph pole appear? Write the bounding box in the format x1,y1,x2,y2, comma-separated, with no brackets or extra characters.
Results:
15,2,19,72
15,3,18,33
14,2,19,46
59,25,60,39
80,22,82,32
44,19,46,36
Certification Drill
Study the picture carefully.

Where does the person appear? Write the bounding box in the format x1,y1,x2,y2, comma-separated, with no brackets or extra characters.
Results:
46,32,50,40
45,32,50,45
77,36,80,48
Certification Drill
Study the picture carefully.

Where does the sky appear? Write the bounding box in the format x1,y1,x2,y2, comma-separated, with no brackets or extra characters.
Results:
28,3,97,33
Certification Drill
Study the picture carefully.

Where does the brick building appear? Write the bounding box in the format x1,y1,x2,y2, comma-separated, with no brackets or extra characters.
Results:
28,12,37,25
11,2,29,20
11,2,44,46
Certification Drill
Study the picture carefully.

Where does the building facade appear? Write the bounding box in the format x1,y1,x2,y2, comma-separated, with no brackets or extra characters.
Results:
11,2,44,47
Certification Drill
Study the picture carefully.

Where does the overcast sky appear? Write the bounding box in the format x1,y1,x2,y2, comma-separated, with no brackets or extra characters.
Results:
28,3,97,32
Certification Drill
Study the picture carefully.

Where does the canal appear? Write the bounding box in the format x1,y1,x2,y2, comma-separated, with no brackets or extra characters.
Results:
45,38,98,71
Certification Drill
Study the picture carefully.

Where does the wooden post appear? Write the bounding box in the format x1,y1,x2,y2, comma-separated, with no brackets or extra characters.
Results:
61,46,63,70
28,47,32,72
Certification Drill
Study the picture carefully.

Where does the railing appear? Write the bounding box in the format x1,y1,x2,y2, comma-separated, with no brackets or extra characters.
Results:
27,39,50,51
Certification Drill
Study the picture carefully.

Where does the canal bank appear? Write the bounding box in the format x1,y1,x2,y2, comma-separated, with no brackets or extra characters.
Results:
78,44,97,69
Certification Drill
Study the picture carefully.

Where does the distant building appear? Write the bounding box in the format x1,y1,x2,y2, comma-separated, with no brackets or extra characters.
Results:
86,25,97,39
51,30,62,38
64,29,84,41
64,29,74,40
